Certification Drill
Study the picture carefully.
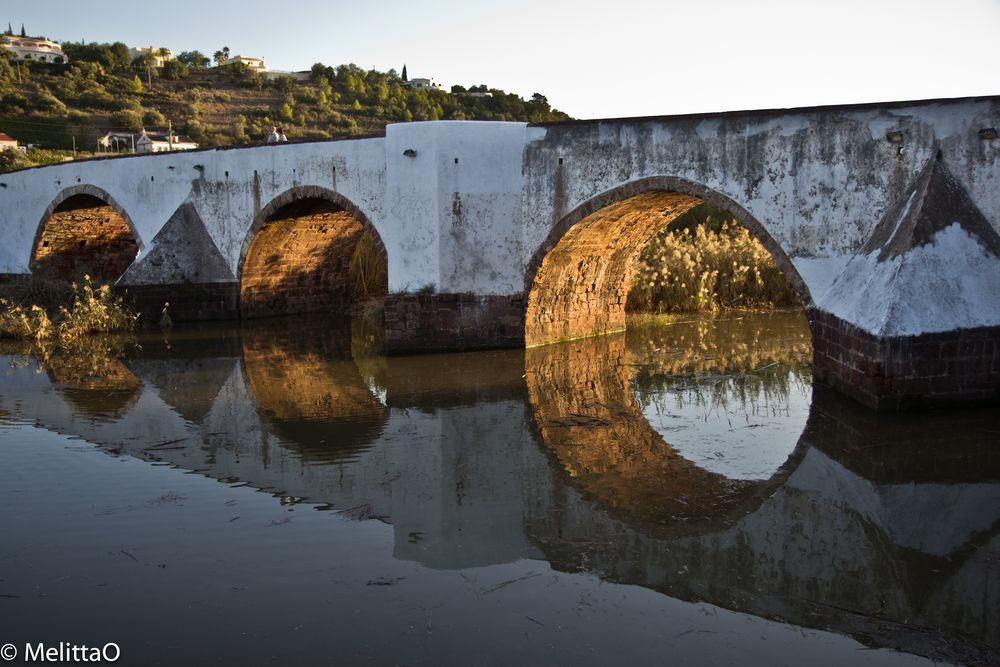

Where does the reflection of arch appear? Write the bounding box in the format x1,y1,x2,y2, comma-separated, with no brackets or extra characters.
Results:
525,332,807,534
238,186,387,318
240,317,388,463
524,177,812,346
31,185,142,282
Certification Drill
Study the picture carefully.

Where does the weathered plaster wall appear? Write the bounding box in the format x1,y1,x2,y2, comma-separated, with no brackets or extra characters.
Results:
0,137,393,284
519,98,1000,311
1,96,997,346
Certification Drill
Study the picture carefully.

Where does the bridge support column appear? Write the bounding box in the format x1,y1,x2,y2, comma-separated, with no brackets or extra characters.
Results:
810,308,999,410
384,293,525,354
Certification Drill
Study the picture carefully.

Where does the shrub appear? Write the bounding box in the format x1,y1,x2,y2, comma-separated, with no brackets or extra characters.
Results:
0,276,137,342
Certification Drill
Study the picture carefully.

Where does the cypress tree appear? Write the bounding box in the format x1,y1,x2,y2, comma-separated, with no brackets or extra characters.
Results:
401,64,407,82
19,24,25,37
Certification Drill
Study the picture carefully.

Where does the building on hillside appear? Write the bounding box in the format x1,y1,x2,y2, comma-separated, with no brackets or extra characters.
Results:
1,35,67,63
98,130,198,153
404,77,444,92
0,132,18,151
135,129,198,153
129,45,174,67
227,55,267,71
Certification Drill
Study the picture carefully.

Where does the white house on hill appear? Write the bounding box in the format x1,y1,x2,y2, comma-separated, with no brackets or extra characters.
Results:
1,35,67,63
404,77,444,92
135,129,198,153
228,55,267,71
129,45,174,67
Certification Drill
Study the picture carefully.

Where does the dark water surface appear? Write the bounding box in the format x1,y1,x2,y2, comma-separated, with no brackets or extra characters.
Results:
0,312,997,666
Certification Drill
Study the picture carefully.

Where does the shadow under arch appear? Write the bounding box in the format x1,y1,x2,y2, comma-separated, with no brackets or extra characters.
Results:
238,185,388,318
31,184,143,283
523,176,814,347
525,330,809,536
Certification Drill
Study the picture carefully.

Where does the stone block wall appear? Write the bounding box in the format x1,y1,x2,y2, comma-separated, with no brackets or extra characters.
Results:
384,293,525,353
524,191,700,346
240,209,372,318
31,203,139,282
809,308,1000,410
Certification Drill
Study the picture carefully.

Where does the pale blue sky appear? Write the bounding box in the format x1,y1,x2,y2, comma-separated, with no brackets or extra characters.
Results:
9,1,999,119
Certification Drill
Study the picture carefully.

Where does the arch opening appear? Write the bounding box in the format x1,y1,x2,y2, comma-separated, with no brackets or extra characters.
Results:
524,181,812,347
31,192,140,283
239,191,387,319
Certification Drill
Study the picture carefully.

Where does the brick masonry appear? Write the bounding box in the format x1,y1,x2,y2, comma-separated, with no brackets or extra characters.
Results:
240,206,368,318
31,196,139,282
384,293,526,353
809,307,1000,410
524,191,701,346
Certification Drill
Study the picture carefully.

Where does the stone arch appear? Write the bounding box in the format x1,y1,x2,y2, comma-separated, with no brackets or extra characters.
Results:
523,176,813,347
30,184,142,283
238,186,388,318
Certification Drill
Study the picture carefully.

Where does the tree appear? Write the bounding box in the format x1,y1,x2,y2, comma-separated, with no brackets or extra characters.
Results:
20,24,25,37
212,50,224,66
162,59,188,80
222,46,230,62
108,42,131,69
177,51,210,68
113,108,143,132
401,64,407,82
5,23,11,35
129,75,143,94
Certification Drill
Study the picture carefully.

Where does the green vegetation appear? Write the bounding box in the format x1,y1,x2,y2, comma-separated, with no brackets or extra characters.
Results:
0,276,138,342
0,38,571,170
628,204,799,313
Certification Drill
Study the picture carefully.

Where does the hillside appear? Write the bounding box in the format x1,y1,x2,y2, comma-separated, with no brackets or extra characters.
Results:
0,39,571,170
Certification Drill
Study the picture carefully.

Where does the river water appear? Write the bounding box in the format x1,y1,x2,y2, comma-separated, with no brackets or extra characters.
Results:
0,311,996,666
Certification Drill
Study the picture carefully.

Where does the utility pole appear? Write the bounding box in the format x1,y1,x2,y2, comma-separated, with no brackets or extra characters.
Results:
168,119,173,151
71,135,76,156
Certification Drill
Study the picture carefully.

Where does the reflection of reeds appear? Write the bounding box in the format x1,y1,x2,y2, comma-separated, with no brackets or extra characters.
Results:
627,311,812,413
628,220,798,313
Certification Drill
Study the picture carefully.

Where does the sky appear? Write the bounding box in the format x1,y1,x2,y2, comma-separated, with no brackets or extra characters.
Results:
8,0,1000,119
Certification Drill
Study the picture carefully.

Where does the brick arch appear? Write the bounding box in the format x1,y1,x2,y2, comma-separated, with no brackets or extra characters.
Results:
238,186,388,318
523,176,813,347
31,184,142,283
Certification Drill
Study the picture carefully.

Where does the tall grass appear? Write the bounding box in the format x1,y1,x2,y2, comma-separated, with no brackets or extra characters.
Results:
628,214,798,314
349,231,387,303
0,276,138,342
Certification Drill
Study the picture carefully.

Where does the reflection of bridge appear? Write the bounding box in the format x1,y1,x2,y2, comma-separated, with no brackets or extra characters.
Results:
1,97,999,408
1,324,997,663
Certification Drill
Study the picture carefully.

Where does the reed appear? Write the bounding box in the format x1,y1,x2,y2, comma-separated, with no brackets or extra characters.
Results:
628,219,798,313
0,276,138,342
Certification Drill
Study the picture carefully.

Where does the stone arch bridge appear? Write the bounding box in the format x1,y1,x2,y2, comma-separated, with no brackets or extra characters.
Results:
1,95,998,409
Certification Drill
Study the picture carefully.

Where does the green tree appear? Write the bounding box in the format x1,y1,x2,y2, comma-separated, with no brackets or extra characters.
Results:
177,51,210,68
129,75,143,93
108,43,131,69
113,108,143,132
161,59,188,80
401,64,407,82
142,109,166,127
